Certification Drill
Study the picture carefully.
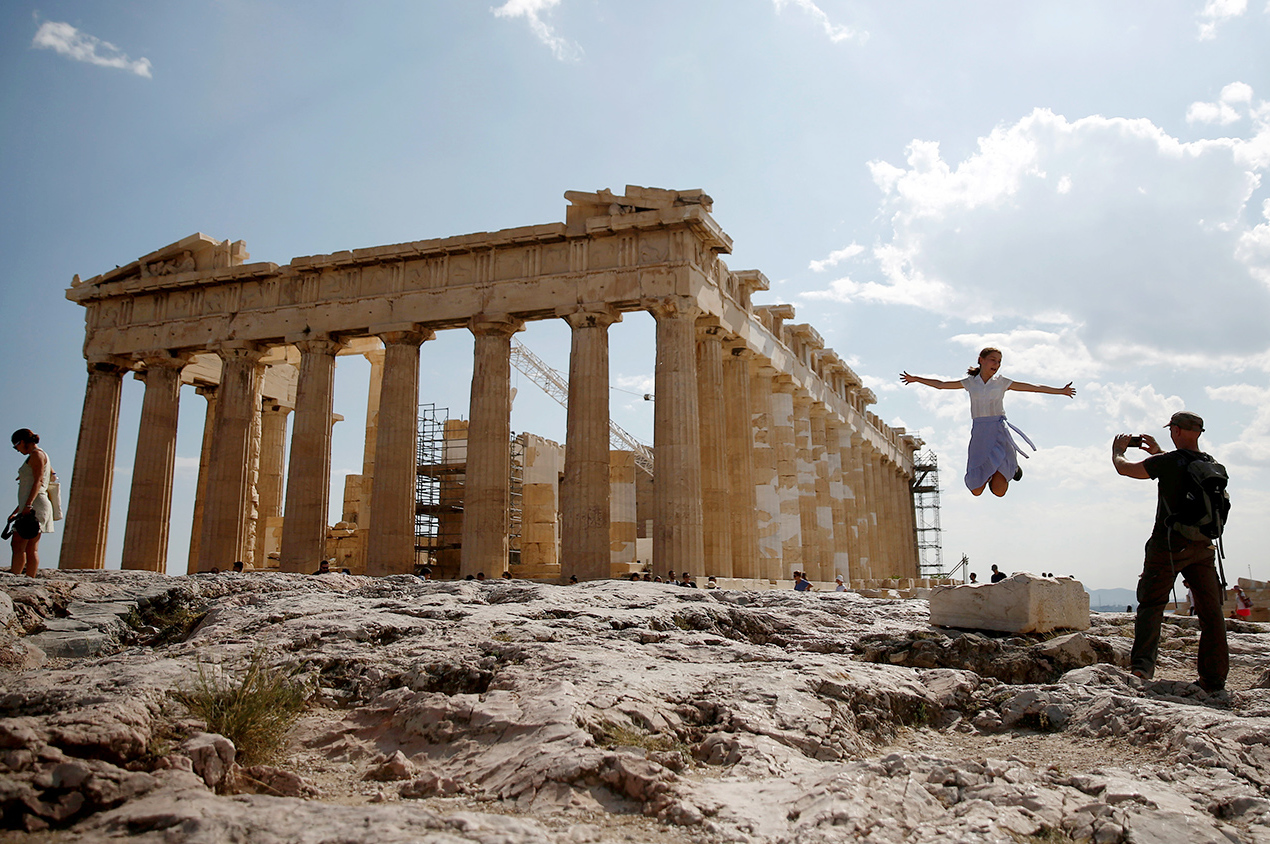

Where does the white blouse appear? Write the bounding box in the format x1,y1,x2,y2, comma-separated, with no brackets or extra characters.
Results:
960,374,1013,418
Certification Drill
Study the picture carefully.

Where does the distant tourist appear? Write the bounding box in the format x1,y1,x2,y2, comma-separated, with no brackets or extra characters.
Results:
968,572,978,584
502,571,513,580
793,571,812,592
630,572,641,581
990,564,1006,583
834,575,846,592
232,560,244,573
901,348,1075,497
313,559,331,575
1233,585,1253,619
1113,412,1228,693
705,576,718,589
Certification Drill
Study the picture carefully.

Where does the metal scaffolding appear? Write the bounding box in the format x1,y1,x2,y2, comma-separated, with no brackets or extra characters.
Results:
911,449,944,578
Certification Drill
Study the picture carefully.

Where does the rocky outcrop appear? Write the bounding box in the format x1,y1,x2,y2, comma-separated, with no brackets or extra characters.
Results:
1,570,1268,843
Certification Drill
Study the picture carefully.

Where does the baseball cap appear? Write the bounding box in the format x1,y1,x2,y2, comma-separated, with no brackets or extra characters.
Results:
1164,411,1204,432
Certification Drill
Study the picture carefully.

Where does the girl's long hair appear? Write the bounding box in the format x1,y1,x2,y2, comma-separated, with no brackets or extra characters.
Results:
966,347,1002,377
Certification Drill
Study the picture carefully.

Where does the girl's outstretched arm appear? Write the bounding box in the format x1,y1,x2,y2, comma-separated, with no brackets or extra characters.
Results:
900,372,964,390
1009,380,1076,397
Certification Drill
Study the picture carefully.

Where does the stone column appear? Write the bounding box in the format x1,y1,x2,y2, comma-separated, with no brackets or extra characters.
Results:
255,401,291,568
559,306,620,582
794,392,820,581
810,406,836,583
60,360,126,570
723,342,759,580
520,434,563,577
648,297,705,579
864,449,887,579
751,363,782,580
357,347,385,528
610,450,637,570
280,337,342,572
461,315,523,577
772,377,802,579
826,418,851,582
696,320,732,578
187,386,217,574
199,345,266,572
366,330,431,576
852,437,874,581
120,354,187,572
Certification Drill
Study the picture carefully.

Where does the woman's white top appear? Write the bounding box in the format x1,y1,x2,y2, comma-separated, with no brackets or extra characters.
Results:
960,374,1013,418
17,454,54,533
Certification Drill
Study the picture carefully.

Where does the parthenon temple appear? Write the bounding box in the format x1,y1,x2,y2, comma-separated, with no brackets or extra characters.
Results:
61,186,923,585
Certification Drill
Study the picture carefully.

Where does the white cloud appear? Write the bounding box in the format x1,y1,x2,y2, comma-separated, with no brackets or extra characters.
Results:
31,20,152,78
1083,381,1188,434
1188,81,1256,125
808,243,864,272
772,0,867,44
492,0,582,61
806,106,1270,370
1197,0,1247,40
1207,383,1270,464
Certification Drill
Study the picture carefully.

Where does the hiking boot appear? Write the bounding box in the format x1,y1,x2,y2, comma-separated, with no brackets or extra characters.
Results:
1013,467,1023,481
1196,678,1225,693
1131,668,1151,681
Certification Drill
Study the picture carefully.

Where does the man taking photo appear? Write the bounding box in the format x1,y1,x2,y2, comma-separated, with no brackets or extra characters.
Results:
1112,411,1228,694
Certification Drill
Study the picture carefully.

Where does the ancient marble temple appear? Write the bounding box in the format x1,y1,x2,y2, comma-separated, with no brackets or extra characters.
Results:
61,186,922,584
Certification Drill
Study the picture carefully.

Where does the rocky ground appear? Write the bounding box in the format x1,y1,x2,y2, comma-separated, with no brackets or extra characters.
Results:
2,570,1270,843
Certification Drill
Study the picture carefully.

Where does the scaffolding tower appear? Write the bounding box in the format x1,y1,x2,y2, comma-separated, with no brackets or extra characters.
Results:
415,403,525,575
911,449,944,578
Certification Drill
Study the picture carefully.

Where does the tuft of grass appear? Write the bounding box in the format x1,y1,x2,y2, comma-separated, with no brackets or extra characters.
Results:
172,651,309,767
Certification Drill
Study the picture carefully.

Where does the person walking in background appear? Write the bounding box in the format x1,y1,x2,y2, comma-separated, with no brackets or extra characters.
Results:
1113,411,1228,693
901,347,1076,497
9,428,53,577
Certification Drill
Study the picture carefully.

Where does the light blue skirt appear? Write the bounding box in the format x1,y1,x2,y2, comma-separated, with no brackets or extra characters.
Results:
964,415,1035,491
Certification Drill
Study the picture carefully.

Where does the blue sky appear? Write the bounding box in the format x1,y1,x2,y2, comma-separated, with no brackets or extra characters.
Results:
2,1,1267,589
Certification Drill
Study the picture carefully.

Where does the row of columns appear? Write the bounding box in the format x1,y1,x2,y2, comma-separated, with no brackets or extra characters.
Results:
60,297,917,582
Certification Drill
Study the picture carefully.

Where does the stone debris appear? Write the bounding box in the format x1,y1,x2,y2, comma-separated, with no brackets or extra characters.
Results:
1,569,1269,843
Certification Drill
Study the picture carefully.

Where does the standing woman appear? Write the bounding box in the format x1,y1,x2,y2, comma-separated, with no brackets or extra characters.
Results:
10,428,53,576
900,347,1076,497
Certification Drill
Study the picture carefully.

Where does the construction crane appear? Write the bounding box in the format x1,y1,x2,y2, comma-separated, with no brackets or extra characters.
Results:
509,339,654,476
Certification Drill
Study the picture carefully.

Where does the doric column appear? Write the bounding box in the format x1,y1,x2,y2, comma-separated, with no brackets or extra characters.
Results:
810,406,836,583
461,315,523,577
723,342,759,579
610,451,637,569
60,360,126,570
357,347,385,527
366,329,431,576
186,386,217,573
280,336,343,572
772,377,802,578
199,344,266,572
751,362,782,580
255,401,291,568
852,437,874,581
648,297,705,579
560,306,620,582
794,391,820,581
120,353,188,572
864,448,886,579
696,319,732,578
826,418,851,582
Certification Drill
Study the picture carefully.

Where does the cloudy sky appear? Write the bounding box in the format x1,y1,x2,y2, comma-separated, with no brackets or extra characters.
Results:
1,1,1267,590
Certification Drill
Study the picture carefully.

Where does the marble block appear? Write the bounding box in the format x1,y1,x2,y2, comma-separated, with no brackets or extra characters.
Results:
929,574,1089,634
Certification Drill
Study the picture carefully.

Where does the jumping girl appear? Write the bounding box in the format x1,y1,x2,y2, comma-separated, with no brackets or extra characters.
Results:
900,347,1076,497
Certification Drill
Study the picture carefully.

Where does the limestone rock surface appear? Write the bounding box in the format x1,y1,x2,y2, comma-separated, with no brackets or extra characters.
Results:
929,573,1091,634
2,570,1268,843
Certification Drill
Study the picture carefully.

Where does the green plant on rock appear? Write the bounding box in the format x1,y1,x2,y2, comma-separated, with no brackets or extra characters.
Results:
172,650,309,767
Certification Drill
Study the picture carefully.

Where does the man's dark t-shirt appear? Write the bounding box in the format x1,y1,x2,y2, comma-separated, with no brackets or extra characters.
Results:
1143,448,1214,551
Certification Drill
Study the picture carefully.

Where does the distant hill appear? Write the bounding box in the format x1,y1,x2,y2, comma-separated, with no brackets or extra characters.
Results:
1087,587,1137,612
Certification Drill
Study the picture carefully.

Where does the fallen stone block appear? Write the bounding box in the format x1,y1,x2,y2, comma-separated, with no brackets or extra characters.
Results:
929,574,1089,634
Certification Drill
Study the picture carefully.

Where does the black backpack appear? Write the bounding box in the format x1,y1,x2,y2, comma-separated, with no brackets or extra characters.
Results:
1163,454,1230,542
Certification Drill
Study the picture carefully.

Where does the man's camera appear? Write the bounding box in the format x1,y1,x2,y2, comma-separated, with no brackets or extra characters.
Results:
1128,435,1143,448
